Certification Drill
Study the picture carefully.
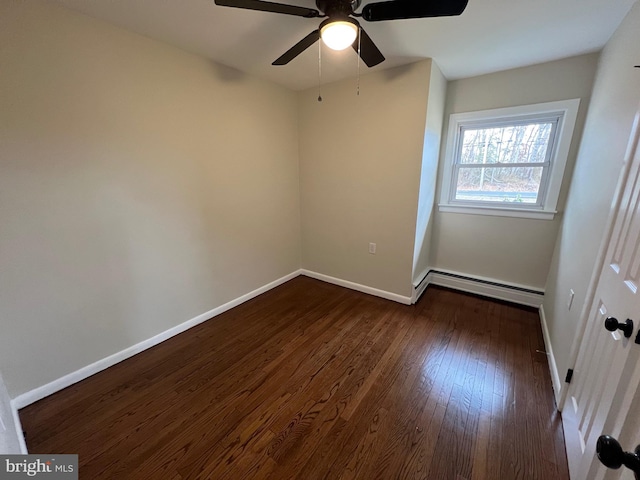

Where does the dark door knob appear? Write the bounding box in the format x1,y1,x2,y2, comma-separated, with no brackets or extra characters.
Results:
604,317,634,338
598,435,626,469
597,435,640,479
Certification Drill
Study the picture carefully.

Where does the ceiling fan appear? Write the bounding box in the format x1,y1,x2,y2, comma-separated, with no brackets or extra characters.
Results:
214,0,469,67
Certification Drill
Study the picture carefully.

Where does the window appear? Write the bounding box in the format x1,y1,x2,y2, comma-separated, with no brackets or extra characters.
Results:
439,99,580,219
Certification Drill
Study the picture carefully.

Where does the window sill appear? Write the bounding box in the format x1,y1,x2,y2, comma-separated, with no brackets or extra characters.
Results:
438,204,557,220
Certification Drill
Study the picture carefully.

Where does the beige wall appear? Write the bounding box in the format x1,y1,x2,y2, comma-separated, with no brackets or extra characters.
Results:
544,3,640,395
298,61,432,298
0,0,301,397
430,54,599,288
412,62,447,285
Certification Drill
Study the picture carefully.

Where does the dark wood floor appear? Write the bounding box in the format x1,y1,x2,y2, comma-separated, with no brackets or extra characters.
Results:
20,277,569,479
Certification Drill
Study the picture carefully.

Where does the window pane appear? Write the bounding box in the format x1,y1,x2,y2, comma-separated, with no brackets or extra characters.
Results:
459,123,553,165
455,166,543,204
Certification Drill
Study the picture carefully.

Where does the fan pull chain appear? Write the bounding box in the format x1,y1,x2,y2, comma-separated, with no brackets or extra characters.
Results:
357,26,361,96
317,39,323,102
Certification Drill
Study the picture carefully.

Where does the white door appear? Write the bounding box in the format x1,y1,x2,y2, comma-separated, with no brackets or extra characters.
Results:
563,112,640,480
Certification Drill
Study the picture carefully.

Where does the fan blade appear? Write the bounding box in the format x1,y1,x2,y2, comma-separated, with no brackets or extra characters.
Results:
352,27,385,67
362,0,468,22
215,0,320,18
273,30,320,65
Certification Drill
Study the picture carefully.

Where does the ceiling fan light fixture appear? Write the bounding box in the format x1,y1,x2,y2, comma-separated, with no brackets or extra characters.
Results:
320,19,358,51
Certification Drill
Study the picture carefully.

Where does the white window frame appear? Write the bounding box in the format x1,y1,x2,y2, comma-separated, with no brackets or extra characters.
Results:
438,99,580,220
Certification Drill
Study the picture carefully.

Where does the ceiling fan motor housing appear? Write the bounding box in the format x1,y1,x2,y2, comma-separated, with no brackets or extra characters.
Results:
316,0,361,17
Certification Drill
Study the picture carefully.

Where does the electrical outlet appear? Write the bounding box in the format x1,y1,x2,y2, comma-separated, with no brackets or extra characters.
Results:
567,289,575,310
369,243,376,254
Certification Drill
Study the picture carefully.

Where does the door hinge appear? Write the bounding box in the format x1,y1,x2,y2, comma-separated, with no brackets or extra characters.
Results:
565,368,574,384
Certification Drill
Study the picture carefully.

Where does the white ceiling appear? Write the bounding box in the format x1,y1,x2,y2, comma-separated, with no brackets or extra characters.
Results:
55,0,636,90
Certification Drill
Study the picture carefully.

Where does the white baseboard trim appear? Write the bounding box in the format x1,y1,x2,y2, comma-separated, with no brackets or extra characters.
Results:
539,303,563,408
12,270,302,410
10,400,28,453
425,269,544,307
300,270,412,305
412,273,430,304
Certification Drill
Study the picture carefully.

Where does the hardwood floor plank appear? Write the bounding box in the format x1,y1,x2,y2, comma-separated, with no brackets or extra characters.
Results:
20,279,569,479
